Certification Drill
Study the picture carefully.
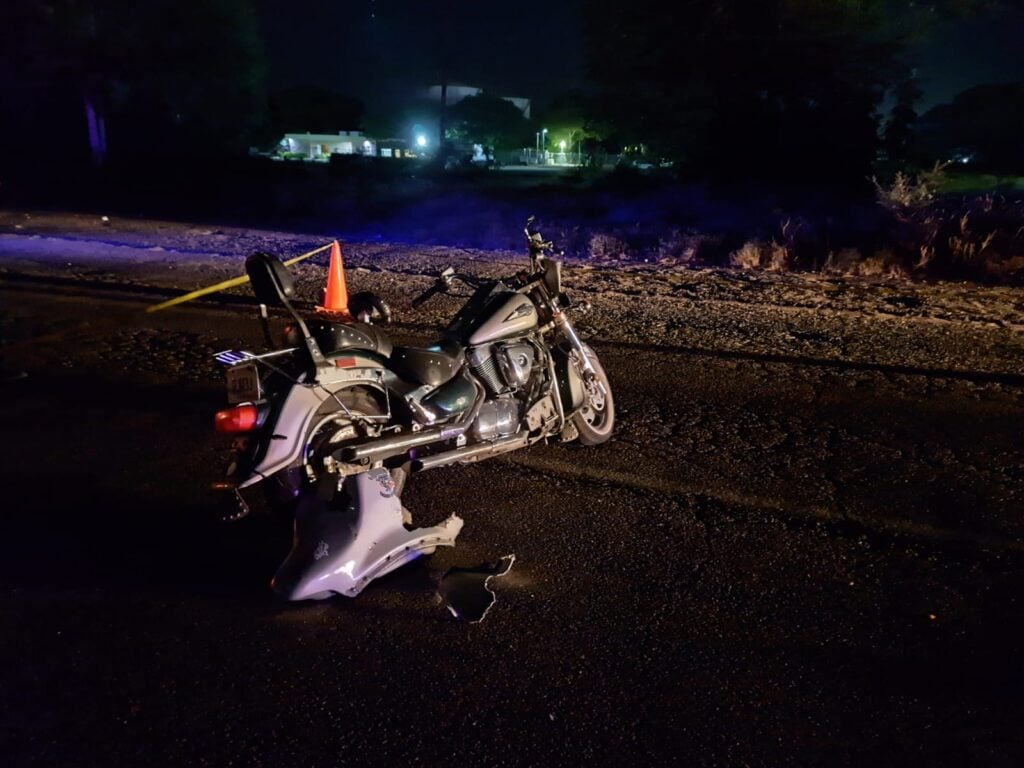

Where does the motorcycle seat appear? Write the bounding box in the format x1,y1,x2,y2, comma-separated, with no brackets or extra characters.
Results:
293,321,394,359
388,342,464,387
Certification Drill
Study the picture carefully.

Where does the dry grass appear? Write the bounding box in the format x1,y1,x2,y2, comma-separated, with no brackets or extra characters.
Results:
822,248,864,274
731,241,765,269
873,162,950,210
588,233,631,260
566,174,1024,284
858,250,909,279
766,243,792,272
777,193,1024,282
657,230,700,262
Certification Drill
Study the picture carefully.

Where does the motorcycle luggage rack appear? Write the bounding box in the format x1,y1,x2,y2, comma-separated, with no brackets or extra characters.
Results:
213,348,299,366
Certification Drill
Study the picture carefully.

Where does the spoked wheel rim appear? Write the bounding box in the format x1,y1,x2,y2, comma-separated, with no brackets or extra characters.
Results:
579,375,609,428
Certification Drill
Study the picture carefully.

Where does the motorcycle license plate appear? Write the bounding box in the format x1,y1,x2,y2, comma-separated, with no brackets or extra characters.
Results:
226,363,262,404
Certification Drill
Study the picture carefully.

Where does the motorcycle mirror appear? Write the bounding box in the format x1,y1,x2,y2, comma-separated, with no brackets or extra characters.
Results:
541,257,562,295
245,252,295,307
440,267,455,289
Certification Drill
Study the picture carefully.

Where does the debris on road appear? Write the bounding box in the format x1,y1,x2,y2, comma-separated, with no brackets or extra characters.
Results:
438,555,515,622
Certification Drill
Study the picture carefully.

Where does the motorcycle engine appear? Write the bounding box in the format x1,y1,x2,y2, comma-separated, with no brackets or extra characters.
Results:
496,343,534,388
467,342,541,440
468,343,536,396
471,396,520,441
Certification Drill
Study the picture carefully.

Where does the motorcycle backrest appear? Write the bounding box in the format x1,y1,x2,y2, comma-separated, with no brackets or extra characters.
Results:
245,252,296,307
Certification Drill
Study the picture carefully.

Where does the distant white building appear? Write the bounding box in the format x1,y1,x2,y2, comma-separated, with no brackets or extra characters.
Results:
420,84,531,119
280,131,375,160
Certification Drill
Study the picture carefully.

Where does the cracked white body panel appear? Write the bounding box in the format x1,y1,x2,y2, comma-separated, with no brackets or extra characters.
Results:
271,468,463,600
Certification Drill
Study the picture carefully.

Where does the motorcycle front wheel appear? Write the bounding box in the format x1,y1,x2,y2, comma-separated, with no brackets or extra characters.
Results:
572,345,615,446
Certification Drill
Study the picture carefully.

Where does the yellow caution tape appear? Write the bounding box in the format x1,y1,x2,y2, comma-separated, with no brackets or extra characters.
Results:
146,242,335,313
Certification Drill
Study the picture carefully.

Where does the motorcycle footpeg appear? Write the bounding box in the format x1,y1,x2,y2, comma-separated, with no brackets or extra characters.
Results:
559,422,579,443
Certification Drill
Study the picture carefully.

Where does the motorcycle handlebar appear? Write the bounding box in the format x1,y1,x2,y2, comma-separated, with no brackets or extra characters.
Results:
411,285,441,308
411,265,546,309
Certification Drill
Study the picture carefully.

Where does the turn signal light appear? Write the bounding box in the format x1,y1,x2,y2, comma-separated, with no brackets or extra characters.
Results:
214,405,261,433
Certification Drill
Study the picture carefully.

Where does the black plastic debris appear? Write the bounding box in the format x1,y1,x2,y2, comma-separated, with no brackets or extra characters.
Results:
437,555,515,623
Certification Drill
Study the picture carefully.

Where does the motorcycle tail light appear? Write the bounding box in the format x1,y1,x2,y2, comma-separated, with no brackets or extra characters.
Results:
214,404,261,433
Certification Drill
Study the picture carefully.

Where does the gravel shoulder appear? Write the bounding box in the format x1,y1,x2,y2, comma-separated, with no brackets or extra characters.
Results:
2,210,1023,379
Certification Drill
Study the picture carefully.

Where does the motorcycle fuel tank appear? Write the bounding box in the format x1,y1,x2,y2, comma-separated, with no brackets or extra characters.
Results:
466,292,538,346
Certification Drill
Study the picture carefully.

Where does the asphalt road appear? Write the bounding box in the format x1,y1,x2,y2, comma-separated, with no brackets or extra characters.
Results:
1,269,1023,767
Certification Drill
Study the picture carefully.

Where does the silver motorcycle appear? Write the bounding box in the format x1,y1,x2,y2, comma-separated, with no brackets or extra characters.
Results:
213,220,614,599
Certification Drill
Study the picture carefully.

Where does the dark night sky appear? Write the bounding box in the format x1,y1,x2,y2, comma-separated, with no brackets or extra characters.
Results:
256,1,1024,111
910,8,1024,109
256,0,584,105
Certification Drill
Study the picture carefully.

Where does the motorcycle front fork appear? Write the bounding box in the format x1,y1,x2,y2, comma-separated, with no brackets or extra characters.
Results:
554,310,607,398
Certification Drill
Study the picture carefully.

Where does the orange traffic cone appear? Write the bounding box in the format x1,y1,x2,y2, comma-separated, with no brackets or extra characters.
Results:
317,240,351,318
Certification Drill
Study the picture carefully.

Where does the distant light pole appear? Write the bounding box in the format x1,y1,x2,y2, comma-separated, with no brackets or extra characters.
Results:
542,128,548,162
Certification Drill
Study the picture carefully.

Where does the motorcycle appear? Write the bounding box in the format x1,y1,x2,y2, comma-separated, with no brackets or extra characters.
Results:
213,220,614,600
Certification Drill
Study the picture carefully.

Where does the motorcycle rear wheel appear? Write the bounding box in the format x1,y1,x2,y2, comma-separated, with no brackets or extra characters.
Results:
265,386,387,516
572,346,615,446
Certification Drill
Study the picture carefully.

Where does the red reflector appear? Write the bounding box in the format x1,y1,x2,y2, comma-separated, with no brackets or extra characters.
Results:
334,357,357,368
214,405,260,433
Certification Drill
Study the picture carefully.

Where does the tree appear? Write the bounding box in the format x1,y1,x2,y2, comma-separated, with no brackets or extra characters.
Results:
884,77,923,162
535,91,602,155
0,0,268,166
446,94,531,151
915,83,1024,172
580,0,1003,180
111,0,268,158
0,1,116,167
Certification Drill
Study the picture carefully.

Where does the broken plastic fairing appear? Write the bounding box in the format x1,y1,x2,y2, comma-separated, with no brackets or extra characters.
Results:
271,468,463,600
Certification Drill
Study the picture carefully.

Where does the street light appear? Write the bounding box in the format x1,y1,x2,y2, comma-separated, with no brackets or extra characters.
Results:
416,134,428,148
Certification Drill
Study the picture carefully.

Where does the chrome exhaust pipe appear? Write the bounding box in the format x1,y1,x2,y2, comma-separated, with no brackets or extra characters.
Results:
339,425,465,463
336,379,485,465
411,431,529,472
